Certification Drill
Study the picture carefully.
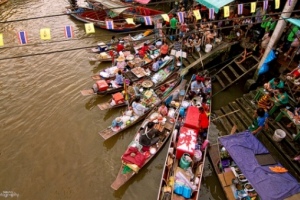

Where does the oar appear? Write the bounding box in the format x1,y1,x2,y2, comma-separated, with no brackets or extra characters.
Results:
211,109,240,122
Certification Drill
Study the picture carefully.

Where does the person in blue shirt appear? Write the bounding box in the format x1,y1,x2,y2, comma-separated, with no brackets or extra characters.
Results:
249,108,268,136
151,58,162,72
114,70,124,86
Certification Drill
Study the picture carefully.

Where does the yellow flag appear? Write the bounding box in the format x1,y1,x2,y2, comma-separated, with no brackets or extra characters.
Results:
251,2,256,13
125,18,135,25
193,10,201,20
275,0,280,9
223,6,230,18
161,14,169,22
0,33,3,46
40,28,51,40
85,23,95,34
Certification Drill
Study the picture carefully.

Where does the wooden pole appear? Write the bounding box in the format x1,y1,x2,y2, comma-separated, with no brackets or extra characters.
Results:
255,0,297,80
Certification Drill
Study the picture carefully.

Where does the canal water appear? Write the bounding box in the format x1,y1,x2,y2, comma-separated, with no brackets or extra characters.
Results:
0,1,243,199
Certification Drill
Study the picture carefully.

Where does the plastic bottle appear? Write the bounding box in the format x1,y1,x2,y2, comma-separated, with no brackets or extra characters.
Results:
201,139,209,151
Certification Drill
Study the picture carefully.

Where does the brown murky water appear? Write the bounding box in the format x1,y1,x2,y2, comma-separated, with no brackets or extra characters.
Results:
0,1,227,199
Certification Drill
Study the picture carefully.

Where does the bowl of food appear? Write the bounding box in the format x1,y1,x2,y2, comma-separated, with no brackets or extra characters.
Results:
244,183,254,191
234,167,242,174
238,174,248,183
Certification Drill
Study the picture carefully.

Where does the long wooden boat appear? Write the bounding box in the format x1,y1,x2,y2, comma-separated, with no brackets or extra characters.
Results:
110,79,188,190
80,56,178,96
0,0,8,5
98,73,182,140
66,7,141,32
97,74,181,110
87,0,164,24
157,72,212,200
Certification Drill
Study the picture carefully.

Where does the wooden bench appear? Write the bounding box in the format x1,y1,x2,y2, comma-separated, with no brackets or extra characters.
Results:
275,109,300,141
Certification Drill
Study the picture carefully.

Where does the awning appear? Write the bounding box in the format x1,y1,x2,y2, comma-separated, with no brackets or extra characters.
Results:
286,18,300,28
196,0,234,13
135,0,151,4
90,0,129,14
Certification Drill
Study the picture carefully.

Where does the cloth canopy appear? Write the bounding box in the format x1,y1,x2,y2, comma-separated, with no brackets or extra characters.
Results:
90,0,129,14
219,131,300,200
135,0,150,4
286,18,300,28
196,0,234,13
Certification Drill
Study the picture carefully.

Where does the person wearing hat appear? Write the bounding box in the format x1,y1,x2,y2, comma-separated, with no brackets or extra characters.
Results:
189,76,205,99
115,55,127,71
116,41,125,53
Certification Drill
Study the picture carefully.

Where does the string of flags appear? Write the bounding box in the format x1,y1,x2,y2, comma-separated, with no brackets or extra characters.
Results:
0,0,284,47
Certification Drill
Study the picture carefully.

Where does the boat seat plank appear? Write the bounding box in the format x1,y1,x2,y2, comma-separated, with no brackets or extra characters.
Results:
215,75,225,88
228,65,240,78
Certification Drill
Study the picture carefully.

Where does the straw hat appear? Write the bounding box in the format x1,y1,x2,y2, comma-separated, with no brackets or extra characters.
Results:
116,55,125,62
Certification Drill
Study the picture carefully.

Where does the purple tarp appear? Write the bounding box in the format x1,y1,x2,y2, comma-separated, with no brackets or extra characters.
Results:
219,131,300,200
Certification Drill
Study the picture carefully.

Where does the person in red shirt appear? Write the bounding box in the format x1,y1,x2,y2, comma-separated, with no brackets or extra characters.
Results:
116,41,124,53
160,41,169,58
139,43,149,58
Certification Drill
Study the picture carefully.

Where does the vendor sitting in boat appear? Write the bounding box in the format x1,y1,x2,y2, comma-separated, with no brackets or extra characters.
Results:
188,76,205,99
138,43,149,58
158,102,168,116
132,96,148,116
139,121,160,147
116,41,125,53
115,55,127,71
151,58,163,72
114,70,124,86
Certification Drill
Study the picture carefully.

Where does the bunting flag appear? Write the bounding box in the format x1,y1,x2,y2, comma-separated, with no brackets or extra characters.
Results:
193,10,201,20
64,25,74,38
238,4,243,15
251,2,256,13
105,20,114,30
40,28,51,40
161,14,169,22
263,0,268,10
85,23,95,33
209,8,214,19
125,18,135,25
177,12,185,23
144,16,152,25
275,0,280,9
18,31,28,45
224,6,230,18
0,33,3,46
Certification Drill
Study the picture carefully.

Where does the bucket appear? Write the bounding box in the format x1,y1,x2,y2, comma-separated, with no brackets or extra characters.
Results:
156,41,162,48
179,153,192,169
272,129,286,142
205,44,213,53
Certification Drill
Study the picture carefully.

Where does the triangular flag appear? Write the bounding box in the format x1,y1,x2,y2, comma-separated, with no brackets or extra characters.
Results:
238,4,243,15
40,28,51,40
64,25,74,38
18,31,28,45
193,10,201,20
177,12,185,23
105,21,114,30
251,2,256,13
209,8,214,20
85,23,95,33
275,0,280,9
224,6,230,18
263,0,268,10
144,16,152,25
125,18,135,25
0,33,3,46
161,14,169,22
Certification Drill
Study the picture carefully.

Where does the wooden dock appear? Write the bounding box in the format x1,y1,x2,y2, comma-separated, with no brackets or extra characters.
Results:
211,89,300,181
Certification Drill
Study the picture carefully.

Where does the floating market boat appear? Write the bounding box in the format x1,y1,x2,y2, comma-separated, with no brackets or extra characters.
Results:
80,56,178,96
157,72,212,200
110,79,188,190
97,73,182,110
98,74,182,141
87,0,165,24
66,7,141,32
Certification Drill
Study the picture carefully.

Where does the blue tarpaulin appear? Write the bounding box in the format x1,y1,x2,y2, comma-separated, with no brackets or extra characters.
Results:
219,131,300,200
286,18,300,28
258,49,277,75
196,0,233,13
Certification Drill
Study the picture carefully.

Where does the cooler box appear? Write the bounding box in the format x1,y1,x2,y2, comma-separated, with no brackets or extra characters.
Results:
183,106,200,130
96,80,108,91
112,92,124,104
176,127,198,159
